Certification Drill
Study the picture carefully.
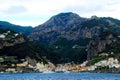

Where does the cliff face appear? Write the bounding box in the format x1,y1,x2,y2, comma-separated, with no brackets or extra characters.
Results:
87,32,117,60
0,36,25,49
0,30,25,49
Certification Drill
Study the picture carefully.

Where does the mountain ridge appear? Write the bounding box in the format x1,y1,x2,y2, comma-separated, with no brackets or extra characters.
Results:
0,21,33,35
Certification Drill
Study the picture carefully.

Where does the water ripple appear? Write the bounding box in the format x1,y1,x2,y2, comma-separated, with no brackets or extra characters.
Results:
0,73,119,80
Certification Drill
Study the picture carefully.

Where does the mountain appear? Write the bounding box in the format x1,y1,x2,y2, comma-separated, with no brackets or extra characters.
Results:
29,12,89,63
0,21,33,35
29,12,120,63
29,12,87,41
30,13,120,41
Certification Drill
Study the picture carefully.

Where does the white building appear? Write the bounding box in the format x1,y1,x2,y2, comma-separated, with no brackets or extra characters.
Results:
35,62,46,72
15,33,19,37
0,34,5,39
88,65,97,71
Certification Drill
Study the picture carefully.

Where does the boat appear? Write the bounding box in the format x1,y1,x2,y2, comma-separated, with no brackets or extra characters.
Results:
64,70,71,73
43,70,55,73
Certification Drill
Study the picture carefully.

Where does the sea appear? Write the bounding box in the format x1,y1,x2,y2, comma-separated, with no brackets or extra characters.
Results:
0,72,120,80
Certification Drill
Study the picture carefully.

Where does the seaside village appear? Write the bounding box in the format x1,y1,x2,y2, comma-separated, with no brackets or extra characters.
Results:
0,55,120,73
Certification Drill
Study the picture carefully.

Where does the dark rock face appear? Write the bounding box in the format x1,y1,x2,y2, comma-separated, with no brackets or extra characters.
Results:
0,30,25,49
87,32,117,60
0,36,25,49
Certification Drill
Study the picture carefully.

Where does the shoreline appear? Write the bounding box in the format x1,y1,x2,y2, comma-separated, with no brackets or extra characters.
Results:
0,70,119,74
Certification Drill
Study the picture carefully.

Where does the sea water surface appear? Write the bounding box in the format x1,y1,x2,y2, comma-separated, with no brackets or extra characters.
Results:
0,73,120,80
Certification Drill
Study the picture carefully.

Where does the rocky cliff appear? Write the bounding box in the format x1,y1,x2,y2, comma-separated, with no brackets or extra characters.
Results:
87,31,117,60
0,29,60,64
0,30,25,49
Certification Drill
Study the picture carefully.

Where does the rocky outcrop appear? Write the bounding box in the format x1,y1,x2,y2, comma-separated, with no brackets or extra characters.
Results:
87,32,117,60
0,36,25,49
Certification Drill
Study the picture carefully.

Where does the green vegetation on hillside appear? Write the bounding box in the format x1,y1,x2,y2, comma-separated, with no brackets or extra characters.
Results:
40,38,91,63
0,41,61,64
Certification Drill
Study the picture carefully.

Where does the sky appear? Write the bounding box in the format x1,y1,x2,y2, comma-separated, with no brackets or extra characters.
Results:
0,0,120,27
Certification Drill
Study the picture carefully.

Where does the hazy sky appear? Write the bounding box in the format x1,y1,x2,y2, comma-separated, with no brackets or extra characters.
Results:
0,0,120,27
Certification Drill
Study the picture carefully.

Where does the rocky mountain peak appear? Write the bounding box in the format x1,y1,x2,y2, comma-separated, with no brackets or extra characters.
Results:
30,12,87,41
36,12,86,29
50,12,82,22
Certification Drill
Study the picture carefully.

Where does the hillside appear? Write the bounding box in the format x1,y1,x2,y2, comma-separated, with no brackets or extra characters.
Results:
0,21,33,35
0,28,25,49
0,29,61,72
0,28,61,62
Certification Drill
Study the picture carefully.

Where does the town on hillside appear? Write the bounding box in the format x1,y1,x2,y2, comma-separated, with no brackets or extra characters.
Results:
0,55,120,73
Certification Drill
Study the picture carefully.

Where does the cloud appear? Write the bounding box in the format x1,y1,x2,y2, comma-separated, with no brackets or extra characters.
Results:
3,6,27,15
0,0,120,26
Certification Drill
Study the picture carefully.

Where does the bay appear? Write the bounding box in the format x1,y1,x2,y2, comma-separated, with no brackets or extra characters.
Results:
0,73,120,80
